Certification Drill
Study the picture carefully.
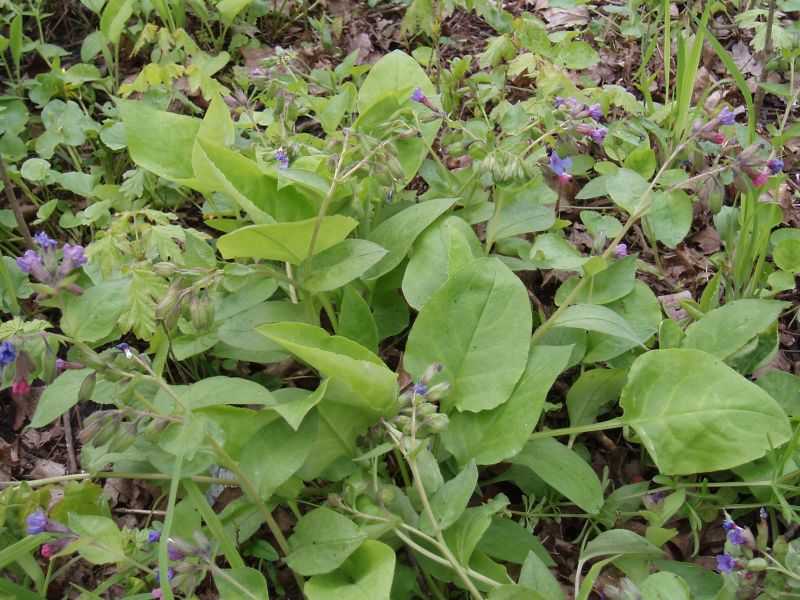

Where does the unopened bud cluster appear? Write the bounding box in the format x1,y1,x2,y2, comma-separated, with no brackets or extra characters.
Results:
390,364,451,437
152,268,216,332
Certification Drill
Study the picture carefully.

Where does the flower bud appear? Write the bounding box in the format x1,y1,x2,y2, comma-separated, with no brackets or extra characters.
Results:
420,363,444,385
142,418,170,444
424,381,451,401
89,411,124,447
107,420,139,453
746,558,767,572
78,372,97,403
421,413,449,433
153,262,178,277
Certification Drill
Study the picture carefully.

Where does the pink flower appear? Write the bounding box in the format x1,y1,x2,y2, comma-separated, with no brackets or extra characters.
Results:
558,172,573,184
751,171,768,188
41,544,53,558
12,380,30,395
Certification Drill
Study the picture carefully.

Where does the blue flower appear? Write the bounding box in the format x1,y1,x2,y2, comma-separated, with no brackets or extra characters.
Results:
587,103,602,121
167,544,184,561
727,526,747,545
554,96,565,108
760,507,768,520
275,147,289,169
154,567,175,583
716,552,737,573
26,509,48,535
411,382,428,396
766,158,783,175
0,341,15,367
722,519,736,532
589,126,607,144
147,530,161,543
16,250,43,274
549,151,572,176
34,232,58,251
718,107,735,126
411,87,427,103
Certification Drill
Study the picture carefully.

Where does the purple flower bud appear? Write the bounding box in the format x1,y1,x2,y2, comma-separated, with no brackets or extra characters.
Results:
275,147,289,169
716,552,737,573
549,151,573,176
34,232,58,251
55,358,67,371
718,107,735,126
722,519,736,532
16,250,43,274
411,382,428,396
614,243,628,258
167,544,184,561
147,530,161,544
587,103,602,121
589,126,607,144
0,341,16,367
27,509,48,535
154,567,175,583
554,96,565,108
760,507,768,520
727,527,746,545
766,158,783,175
250,66,268,78
411,87,427,103
115,343,134,359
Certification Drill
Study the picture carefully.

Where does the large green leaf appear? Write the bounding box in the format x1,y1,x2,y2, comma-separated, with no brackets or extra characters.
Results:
99,0,133,46
357,51,440,183
286,508,366,576
183,376,275,408
404,258,531,413
118,100,206,192
217,216,358,263
647,190,692,247
213,567,270,600
508,438,604,514
30,369,94,428
580,529,664,563
550,304,644,348
620,349,792,474
492,201,555,241
305,540,395,600
606,168,651,215
681,299,787,360
566,368,628,428
303,239,388,292
421,461,478,535
61,277,131,342
364,198,456,279
442,345,571,465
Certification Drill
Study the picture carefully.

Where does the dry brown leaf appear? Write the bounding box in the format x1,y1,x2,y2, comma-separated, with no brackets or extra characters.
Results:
541,6,589,29
731,41,762,77
658,290,693,321
29,458,66,480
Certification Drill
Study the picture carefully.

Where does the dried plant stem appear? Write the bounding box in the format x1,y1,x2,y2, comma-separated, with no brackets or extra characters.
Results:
753,0,777,119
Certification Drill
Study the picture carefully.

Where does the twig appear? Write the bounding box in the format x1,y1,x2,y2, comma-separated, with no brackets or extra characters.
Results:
62,411,78,474
752,0,777,119
0,158,34,248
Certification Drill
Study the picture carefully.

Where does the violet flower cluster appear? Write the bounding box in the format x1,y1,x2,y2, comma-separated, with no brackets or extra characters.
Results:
0,339,32,396
555,96,607,144
16,232,87,296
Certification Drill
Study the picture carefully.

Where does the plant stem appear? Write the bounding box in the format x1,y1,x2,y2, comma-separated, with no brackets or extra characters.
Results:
528,419,625,441
0,158,34,248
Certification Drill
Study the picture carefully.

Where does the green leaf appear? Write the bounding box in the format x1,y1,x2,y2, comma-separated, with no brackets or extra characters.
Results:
216,0,254,22
305,540,395,600
213,567,270,600
338,286,379,354
240,415,317,499
493,202,555,241
554,256,637,306
640,571,691,600
364,198,456,279
551,304,644,347
421,461,478,534
30,369,94,428
184,376,275,408
581,529,664,563
100,0,133,46
286,508,366,576
217,216,358,264
118,269,167,340
757,370,800,416
442,345,572,465
773,239,800,273
402,215,482,310
647,190,692,247
444,496,509,565
404,258,532,413
653,560,723,600
554,41,599,69
519,551,565,600
477,517,554,567
303,240,388,292
620,349,792,475
567,368,628,428
488,585,549,600
61,277,131,342
508,438,604,514
681,299,787,360
623,147,656,179
357,51,440,182
528,234,588,271
68,514,125,564
118,100,206,192
270,383,327,430
606,168,651,214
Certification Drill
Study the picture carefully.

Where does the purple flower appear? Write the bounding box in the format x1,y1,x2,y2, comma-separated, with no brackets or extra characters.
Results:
0,341,15,367
62,244,87,267
16,250,43,274
587,103,602,121
554,96,565,108
716,552,737,573
766,158,783,175
589,126,607,144
411,87,427,103
154,567,175,583
614,243,628,258
275,147,289,169
718,107,735,126
549,151,572,176
34,232,58,251
147,530,161,544
167,544,184,561
411,382,428,396
27,509,48,535
760,507,768,520
115,343,134,359
722,519,736,532
727,527,746,545
55,358,67,371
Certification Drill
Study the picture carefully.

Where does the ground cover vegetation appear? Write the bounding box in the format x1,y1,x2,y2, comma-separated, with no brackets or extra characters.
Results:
0,0,799,597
